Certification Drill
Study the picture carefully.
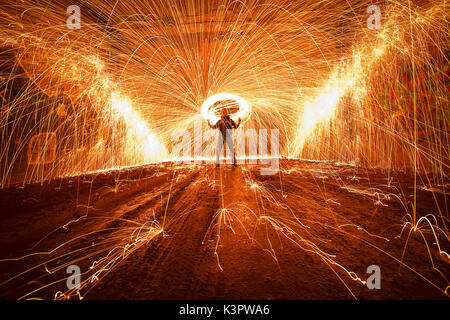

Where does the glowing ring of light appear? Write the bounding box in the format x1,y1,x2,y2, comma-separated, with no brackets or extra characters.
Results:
201,93,249,124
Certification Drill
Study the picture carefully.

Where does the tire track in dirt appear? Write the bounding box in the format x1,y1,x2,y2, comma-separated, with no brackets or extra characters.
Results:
1,160,448,299
85,167,220,299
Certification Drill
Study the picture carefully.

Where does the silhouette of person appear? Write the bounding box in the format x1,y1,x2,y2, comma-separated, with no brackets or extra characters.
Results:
207,108,241,167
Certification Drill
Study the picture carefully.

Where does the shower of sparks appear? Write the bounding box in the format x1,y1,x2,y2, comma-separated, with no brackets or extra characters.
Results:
0,0,448,300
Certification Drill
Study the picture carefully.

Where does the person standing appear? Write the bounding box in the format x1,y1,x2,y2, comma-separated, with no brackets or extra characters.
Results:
207,108,241,167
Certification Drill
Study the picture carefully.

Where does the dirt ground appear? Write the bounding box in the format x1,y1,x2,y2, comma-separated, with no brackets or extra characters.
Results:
0,159,448,300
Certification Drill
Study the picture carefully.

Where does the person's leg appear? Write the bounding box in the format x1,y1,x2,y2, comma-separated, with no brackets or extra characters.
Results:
216,132,224,165
225,129,236,165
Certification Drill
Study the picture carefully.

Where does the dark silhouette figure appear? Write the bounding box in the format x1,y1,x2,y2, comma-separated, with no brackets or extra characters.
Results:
207,108,241,167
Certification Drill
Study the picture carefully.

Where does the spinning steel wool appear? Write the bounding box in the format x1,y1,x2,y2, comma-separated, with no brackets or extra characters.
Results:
0,0,448,301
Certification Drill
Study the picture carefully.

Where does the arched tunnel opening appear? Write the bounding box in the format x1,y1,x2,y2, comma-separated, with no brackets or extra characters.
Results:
0,0,448,303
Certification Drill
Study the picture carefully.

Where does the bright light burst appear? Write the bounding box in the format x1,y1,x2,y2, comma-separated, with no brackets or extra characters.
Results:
0,0,448,300
201,93,250,124
0,0,448,184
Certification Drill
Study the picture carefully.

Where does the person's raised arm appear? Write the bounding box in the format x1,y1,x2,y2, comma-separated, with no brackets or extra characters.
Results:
208,119,219,129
